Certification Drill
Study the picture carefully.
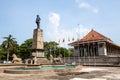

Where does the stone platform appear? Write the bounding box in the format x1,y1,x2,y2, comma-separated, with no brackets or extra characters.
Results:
36,57,50,65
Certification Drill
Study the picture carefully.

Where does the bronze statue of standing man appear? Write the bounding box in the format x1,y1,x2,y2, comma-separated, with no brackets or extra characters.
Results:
36,15,41,29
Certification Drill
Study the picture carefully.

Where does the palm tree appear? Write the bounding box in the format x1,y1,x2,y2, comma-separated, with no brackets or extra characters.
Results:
3,34,15,63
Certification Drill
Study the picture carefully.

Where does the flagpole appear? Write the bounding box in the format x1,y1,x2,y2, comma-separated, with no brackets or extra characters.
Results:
62,38,65,63
72,37,76,64
58,39,60,58
68,37,71,64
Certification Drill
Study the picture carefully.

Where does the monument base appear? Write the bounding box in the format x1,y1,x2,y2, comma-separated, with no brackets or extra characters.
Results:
36,57,50,65
31,50,50,64
32,50,44,57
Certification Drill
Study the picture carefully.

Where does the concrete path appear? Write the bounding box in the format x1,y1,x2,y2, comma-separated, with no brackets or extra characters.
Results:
0,67,120,80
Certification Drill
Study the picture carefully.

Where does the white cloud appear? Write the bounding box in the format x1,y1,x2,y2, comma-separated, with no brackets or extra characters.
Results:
49,12,60,27
45,12,60,42
93,8,99,14
75,0,99,14
79,2,90,9
75,24,90,39
57,24,90,48
45,12,90,48
75,0,80,3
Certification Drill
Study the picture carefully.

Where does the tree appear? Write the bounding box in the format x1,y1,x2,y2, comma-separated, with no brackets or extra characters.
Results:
44,41,73,59
58,47,70,57
1,34,18,62
44,41,58,58
19,38,32,59
0,45,2,60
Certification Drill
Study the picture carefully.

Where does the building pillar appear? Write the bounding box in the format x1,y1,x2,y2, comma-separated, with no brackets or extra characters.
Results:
98,42,107,56
104,43,107,55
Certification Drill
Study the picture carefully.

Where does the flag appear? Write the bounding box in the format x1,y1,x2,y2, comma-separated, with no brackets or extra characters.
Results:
63,38,65,42
58,39,60,43
72,37,74,41
68,38,70,42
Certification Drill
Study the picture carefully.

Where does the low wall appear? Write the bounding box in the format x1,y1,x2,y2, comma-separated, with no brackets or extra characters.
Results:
0,64,41,73
0,64,40,68
64,56,120,66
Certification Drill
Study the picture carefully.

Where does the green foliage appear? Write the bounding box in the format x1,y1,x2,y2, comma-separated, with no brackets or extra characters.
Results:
0,34,19,61
44,41,58,58
58,47,73,57
19,38,32,59
0,35,32,60
0,36,74,61
0,45,6,60
44,41,73,59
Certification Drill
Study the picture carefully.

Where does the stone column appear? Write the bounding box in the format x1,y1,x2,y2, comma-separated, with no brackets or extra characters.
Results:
98,42,107,56
32,28,44,57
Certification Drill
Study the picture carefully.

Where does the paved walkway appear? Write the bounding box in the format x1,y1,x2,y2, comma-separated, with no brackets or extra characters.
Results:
0,67,120,80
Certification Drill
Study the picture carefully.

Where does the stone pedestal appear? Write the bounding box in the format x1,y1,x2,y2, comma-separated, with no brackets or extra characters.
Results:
36,57,50,65
32,28,44,57
31,28,50,64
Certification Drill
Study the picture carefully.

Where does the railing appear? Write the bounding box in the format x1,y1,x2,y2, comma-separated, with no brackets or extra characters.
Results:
63,56,120,66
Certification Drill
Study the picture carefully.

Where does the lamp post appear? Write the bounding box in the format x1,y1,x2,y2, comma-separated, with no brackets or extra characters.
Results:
76,26,81,65
5,45,9,63
54,46,56,58
7,50,9,63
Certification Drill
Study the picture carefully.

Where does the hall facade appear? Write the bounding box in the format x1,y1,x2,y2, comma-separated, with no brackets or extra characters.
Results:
68,29,120,65
70,29,120,57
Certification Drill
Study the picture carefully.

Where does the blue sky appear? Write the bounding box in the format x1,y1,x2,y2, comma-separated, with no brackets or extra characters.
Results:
0,0,120,47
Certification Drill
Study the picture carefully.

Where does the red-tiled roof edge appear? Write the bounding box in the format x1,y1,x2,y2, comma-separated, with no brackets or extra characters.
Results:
69,29,112,45
91,29,112,41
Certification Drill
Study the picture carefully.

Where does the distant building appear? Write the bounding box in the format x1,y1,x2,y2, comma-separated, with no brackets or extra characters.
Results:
69,29,120,57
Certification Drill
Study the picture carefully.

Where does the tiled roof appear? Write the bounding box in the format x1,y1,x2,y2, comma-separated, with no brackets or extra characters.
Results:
80,29,112,42
70,29,112,45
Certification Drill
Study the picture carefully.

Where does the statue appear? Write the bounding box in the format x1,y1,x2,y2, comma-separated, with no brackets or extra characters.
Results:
12,54,22,64
49,54,63,64
50,54,54,63
36,15,41,29
25,56,37,64
33,56,37,64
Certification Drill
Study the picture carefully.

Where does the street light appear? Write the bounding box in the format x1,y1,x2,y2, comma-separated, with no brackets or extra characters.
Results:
5,44,9,63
